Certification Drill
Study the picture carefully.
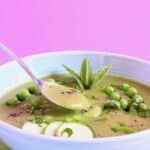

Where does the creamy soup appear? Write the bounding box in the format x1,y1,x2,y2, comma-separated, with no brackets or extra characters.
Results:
0,59,150,139
0,75,150,138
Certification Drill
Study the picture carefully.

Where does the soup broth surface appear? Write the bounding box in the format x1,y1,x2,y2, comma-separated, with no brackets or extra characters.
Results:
0,75,150,138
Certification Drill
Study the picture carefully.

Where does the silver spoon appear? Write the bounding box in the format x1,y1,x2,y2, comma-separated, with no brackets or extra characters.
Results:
0,42,90,110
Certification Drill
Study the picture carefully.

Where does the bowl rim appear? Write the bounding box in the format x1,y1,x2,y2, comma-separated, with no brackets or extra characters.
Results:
0,50,150,143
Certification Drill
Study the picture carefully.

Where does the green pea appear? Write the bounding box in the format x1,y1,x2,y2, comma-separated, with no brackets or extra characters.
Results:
120,99,128,110
5,97,20,106
104,100,121,110
16,89,31,101
127,87,138,97
104,86,115,95
133,95,144,103
139,103,148,111
122,83,129,91
28,85,40,94
110,92,121,101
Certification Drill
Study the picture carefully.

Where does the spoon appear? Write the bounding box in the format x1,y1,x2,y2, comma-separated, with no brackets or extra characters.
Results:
0,42,90,110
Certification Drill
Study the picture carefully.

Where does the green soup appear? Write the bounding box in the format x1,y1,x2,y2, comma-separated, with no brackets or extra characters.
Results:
0,74,150,138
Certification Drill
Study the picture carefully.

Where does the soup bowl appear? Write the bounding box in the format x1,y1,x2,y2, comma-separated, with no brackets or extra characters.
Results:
0,51,149,150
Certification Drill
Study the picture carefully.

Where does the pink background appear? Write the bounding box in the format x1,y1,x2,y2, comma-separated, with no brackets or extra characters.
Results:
0,0,150,64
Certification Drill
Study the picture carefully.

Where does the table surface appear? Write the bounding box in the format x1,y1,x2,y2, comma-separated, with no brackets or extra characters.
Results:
0,0,150,64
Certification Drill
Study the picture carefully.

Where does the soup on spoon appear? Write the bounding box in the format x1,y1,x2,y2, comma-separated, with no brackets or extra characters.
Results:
0,42,91,111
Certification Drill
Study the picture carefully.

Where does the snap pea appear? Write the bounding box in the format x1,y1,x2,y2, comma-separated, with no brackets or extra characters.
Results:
63,64,84,91
91,64,112,88
80,58,92,88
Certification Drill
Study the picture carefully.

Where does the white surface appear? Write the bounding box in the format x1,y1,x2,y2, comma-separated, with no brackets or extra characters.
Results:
22,122,46,135
56,122,94,139
44,121,63,136
0,51,150,150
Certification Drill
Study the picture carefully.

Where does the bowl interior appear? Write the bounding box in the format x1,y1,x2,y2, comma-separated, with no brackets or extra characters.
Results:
0,52,149,99
0,52,150,149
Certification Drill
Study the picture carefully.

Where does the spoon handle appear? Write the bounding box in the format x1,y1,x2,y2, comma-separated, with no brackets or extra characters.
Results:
0,42,41,85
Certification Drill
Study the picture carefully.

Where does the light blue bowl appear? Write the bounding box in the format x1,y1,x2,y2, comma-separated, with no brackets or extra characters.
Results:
0,51,150,150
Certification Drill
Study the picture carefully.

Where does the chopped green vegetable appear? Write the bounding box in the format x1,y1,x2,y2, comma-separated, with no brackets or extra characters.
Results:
5,97,20,106
16,89,31,101
32,116,53,124
80,58,92,88
112,124,138,134
32,117,45,124
63,64,84,91
91,64,112,88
